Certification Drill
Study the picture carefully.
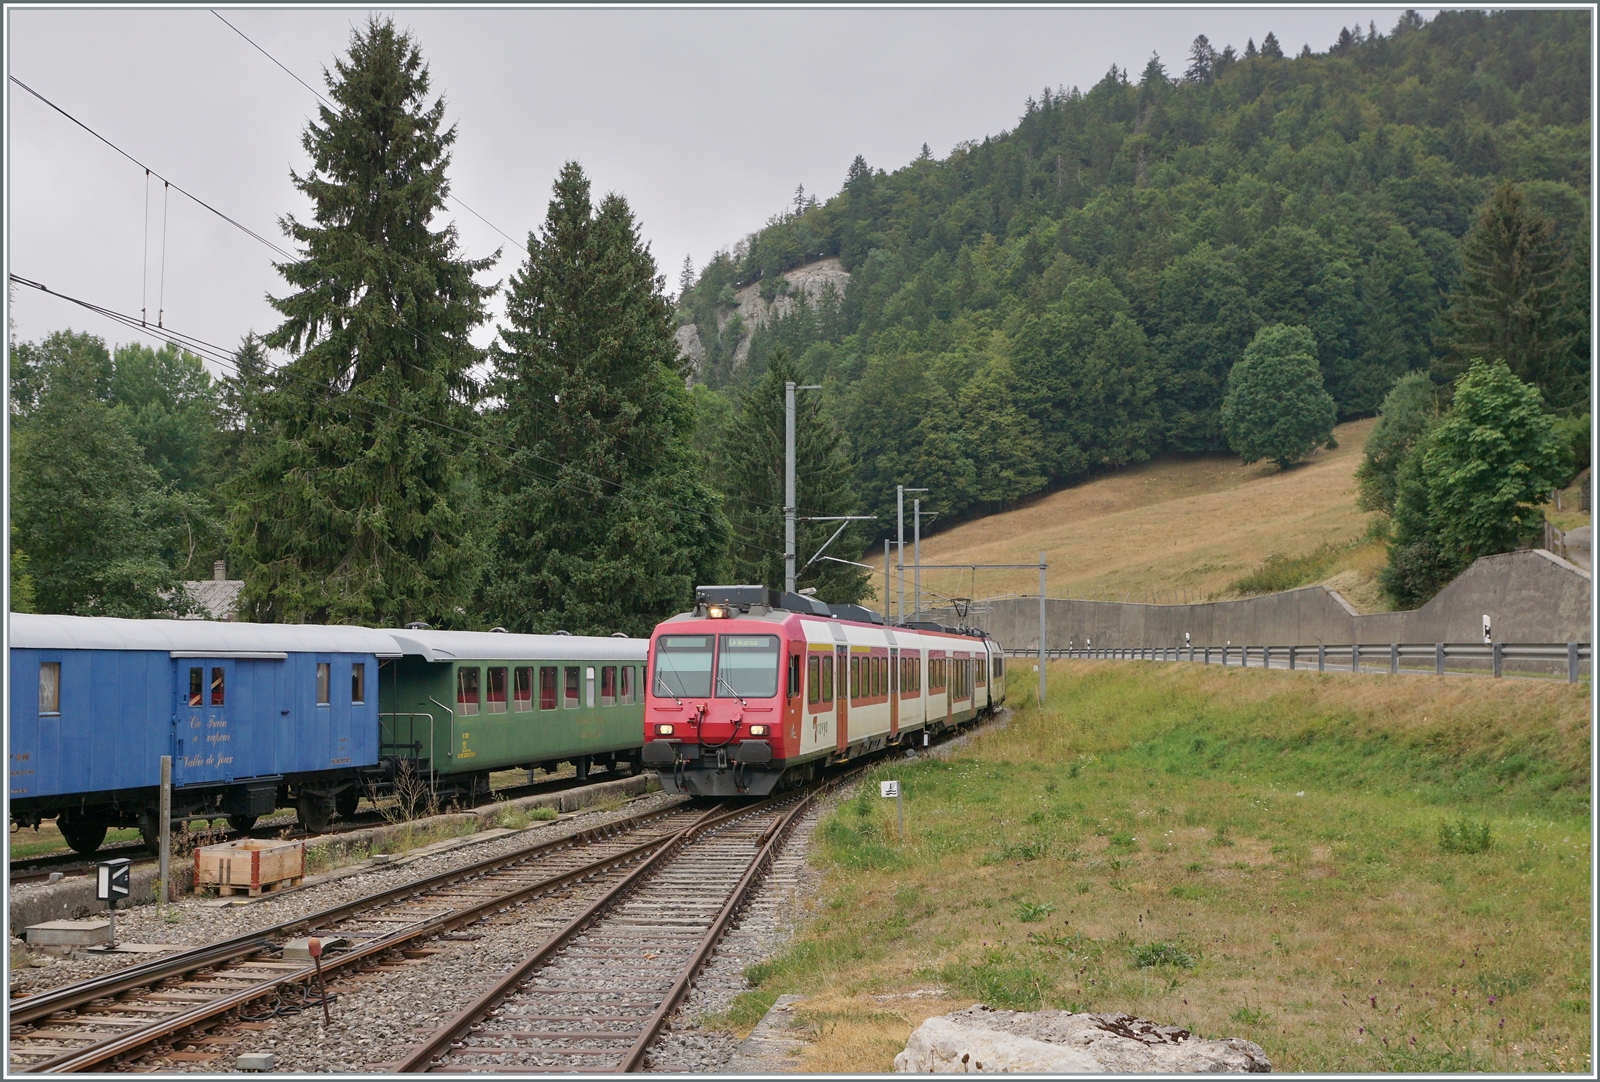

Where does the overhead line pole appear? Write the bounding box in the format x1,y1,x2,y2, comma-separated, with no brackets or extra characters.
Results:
896,486,904,624
1039,552,1048,707
783,382,821,594
897,487,927,624
913,498,922,620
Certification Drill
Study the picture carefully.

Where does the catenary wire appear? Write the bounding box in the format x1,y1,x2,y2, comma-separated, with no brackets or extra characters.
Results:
9,75,300,264
141,170,151,325
158,180,170,327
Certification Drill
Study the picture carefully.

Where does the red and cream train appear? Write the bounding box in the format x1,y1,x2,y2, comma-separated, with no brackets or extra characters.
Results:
641,586,1005,796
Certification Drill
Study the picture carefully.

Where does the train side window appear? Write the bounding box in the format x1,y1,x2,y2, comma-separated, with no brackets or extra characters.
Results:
539,666,557,710
514,667,533,711
807,656,820,704
821,656,834,702
564,666,580,708
457,667,480,716
188,666,204,707
850,657,859,701
601,666,617,707
39,662,60,715
352,663,366,703
620,665,634,704
787,654,800,699
316,663,331,705
486,667,508,713
875,657,884,697
211,667,225,707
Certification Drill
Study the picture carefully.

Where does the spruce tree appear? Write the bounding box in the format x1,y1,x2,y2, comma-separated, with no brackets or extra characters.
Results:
715,350,870,605
1435,184,1584,411
227,17,493,625
482,162,728,636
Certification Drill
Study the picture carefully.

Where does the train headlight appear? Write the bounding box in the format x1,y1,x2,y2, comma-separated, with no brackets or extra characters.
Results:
747,724,769,736
707,604,729,619
655,723,675,736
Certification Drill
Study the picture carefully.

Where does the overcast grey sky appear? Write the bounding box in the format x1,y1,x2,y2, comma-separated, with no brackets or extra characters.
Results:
8,5,1415,365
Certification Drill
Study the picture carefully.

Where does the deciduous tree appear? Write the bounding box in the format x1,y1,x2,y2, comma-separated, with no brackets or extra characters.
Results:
1220,324,1337,468
1381,360,1565,605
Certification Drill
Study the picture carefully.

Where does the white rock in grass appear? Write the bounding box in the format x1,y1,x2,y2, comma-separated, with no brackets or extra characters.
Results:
893,1005,1271,1073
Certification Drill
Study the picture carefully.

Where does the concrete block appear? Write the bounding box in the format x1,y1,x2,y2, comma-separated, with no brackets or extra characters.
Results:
25,919,112,950
236,1051,274,1071
8,861,192,932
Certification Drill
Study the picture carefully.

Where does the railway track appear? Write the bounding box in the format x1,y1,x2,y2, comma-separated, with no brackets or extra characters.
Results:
389,787,821,1073
8,768,629,883
5,801,711,1074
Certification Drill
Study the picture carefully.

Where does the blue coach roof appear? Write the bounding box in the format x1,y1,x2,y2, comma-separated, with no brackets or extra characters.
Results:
9,613,403,657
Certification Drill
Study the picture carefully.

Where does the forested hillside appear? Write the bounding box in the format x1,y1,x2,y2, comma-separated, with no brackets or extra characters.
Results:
9,11,1589,627
681,9,1590,537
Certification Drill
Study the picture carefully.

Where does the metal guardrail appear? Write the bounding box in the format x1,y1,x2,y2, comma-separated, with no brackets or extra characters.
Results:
1006,642,1592,682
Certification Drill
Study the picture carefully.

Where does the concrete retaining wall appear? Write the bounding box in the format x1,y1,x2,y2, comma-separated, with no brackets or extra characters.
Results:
944,549,1591,652
8,773,656,935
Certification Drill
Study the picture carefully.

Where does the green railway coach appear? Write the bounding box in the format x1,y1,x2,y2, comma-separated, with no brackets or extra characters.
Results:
377,628,649,806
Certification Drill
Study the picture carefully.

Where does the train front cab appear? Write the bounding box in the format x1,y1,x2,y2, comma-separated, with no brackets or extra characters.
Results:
642,618,797,797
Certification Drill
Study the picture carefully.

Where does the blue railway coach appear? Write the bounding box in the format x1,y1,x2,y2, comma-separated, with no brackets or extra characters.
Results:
8,613,400,853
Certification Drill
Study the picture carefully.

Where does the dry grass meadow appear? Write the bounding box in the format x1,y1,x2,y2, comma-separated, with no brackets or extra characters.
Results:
710,662,1591,1073
869,418,1394,611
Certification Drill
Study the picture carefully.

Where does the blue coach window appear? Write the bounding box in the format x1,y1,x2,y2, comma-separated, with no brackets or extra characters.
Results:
352,664,365,704
211,667,225,707
189,666,204,707
39,662,60,715
316,663,331,706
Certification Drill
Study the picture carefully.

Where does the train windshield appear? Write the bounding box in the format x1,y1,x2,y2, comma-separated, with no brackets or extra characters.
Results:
716,634,780,699
654,635,714,698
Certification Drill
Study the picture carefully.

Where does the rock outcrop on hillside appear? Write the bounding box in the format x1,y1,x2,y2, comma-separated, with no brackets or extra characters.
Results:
677,258,851,375
893,1005,1271,1073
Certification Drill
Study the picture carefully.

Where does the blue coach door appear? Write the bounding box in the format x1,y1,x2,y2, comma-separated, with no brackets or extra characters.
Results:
175,660,233,786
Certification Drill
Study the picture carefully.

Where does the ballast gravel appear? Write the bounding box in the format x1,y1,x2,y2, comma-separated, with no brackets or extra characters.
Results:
8,790,684,999
144,791,830,1074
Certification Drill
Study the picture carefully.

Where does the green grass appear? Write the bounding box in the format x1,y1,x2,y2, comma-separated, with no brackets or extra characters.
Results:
8,826,143,862
741,662,1591,1074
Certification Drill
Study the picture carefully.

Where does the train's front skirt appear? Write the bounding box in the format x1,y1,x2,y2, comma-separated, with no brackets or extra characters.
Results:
642,739,781,797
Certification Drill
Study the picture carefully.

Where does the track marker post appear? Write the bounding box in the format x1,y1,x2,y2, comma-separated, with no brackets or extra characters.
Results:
881,779,902,839
95,858,132,946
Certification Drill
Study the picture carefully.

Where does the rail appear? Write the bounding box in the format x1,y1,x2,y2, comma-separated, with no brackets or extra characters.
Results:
1006,642,1592,682
7,804,708,1072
